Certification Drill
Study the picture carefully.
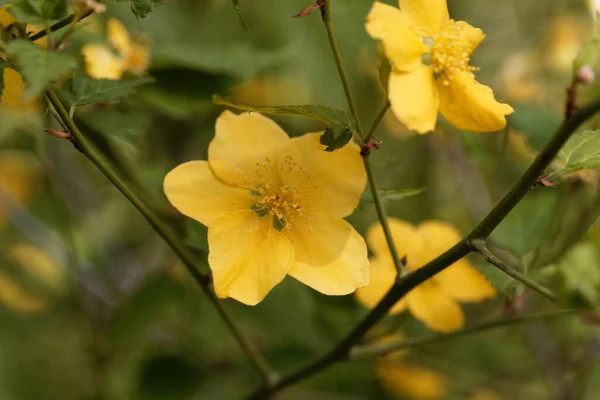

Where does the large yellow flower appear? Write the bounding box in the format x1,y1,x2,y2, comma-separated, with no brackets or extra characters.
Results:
163,111,369,305
82,18,149,80
366,1,513,133
356,218,496,332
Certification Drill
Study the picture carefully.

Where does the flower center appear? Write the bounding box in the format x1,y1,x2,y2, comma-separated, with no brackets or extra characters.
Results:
430,20,479,85
249,156,309,231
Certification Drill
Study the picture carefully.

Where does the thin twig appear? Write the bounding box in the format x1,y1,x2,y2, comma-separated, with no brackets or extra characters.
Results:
320,0,362,136
470,240,557,303
28,9,93,42
349,308,578,359
43,87,277,387
364,159,404,275
362,100,389,145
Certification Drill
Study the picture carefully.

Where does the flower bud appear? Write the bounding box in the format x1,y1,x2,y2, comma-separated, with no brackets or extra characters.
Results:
576,65,596,84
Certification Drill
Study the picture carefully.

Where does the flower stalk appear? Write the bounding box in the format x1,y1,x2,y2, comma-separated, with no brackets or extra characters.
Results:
470,239,558,303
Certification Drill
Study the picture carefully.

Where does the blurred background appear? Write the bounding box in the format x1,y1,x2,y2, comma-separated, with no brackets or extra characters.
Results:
1,0,600,399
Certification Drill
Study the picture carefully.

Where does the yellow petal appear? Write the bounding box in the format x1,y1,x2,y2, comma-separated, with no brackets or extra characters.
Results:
107,18,132,55
1,68,39,110
355,257,407,314
399,0,450,36
0,7,17,27
437,71,514,132
416,220,462,265
377,361,448,400
208,210,294,305
366,218,420,262
125,44,149,75
366,2,425,73
0,272,47,313
82,44,126,80
406,283,464,332
287,212,369,295
436,259,497,302
9,245,63,289
163,161,253,226
389,67,439,134
280,133,366,218
208,111,290,186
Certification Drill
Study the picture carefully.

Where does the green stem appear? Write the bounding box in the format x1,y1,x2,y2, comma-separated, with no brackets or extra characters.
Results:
364,159,404,274
349,309,578,359
470,240,558,303
362,101,389,145
245,98,600,399
320,0,362,135
44,87,276,387
29,10,94,42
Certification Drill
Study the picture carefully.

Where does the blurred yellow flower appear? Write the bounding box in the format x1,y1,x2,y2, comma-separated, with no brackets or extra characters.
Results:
0,245,63,313
0,6,16,27
0,7,42,111
468,389,503,400
377,334,448,400
545,16,586,72
164,111,368,305
0,150,42,225
500,52,541,102
82,18,149,80
356,218,496,332
366,0,513,133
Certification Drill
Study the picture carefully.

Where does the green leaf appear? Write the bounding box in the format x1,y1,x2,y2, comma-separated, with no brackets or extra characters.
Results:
5,40,76,97
213,95,355,129
130,0,166,19
558,129,600,172
360,188,424,203
213,95,357,151
9,0,68,22
554,242,600,307
60,74,153,106
319,126,353,152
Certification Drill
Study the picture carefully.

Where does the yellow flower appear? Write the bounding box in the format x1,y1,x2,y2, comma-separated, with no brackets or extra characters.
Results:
377,334,448,400
82,18,149,80
163,111,369,305
0,6,17,27
0,150,41,225
0,245,63,313
545,16,586,73
366,1,513,133
468,390,503,400
356,218,496,332
0,7,42,111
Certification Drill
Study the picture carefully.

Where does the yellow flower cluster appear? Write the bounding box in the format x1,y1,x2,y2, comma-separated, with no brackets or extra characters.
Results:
366,0,513,133
82,18,149,80
356,219,496,332
164,111,369,305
